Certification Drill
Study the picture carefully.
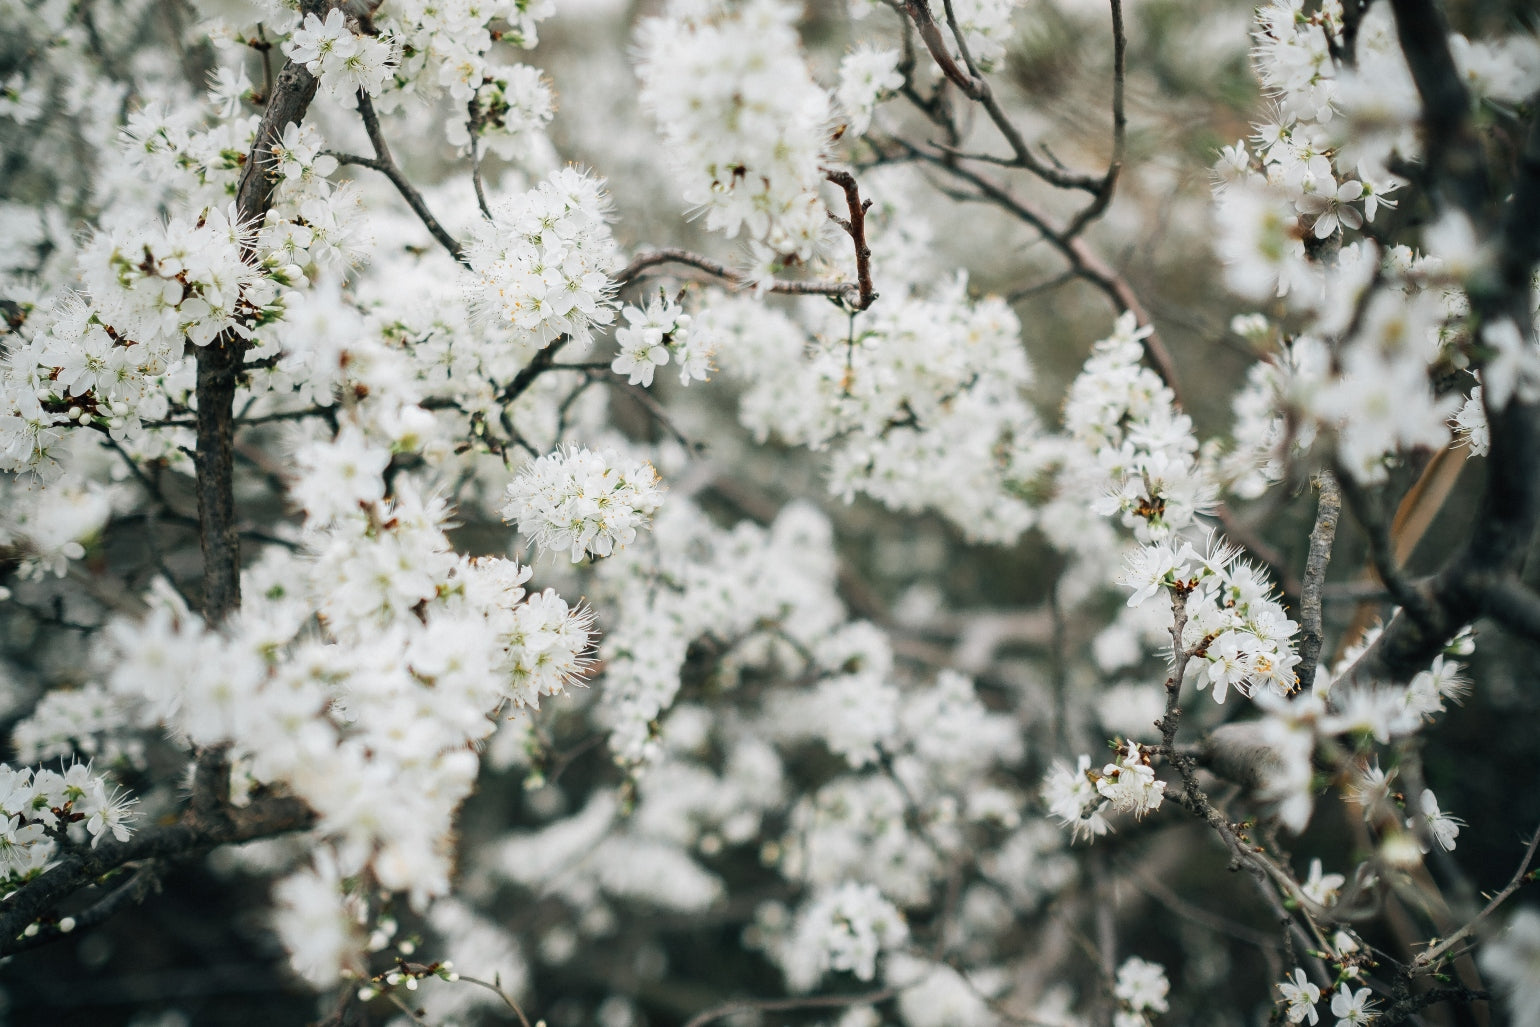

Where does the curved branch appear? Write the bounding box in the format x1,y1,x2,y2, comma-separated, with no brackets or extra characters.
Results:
889,139,1183,405
617,249,860,304
682,984,903,1027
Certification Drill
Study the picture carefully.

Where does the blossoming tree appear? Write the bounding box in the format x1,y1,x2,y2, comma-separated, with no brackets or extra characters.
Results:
1,0,1539,1024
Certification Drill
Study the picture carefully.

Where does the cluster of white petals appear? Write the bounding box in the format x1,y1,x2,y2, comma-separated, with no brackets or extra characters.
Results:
637,0,834,259
1094,741,1166,818
785,882,909,987
502,445,664,563
705,276,1042,544
374,0,556,156
611,294,714,388
283,8,398,100
1115,956,1171,1025
0,761,136,880
837,45,904,137
463,168,622,348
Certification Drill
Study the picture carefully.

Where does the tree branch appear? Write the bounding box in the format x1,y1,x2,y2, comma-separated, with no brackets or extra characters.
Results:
617,249,861,304
0,794,316,954
901,0,1101,192
1296,472,1341,693
822,168,879,311
340,90,467,264
888,138,1183,406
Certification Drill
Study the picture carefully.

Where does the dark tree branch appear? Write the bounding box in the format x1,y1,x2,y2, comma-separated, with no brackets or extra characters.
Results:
1063,0,1129,239
902,0,1100,192
339,90,468,264
1333,465,1440,633
1388,0,1488,218
1296,472,1341,693
0,795,316,954
3,862,162,955
1476,576,1540,642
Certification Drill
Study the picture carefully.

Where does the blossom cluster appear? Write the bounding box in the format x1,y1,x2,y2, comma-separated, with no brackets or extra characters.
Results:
1043,741,1166,843
1212,4,1540,487
3,0,1535,1022
282,8,397,100
787,882,909,988
0,207,286,479
611,294,714,388
836,45,904,138
1117,535,1300,703
1065,311,1215,544
704,275,1043,544
91,416,597,978
371,0,556,157
463,168,622,349
501,444,664,563
636,0,834,259
0,761,136,881
1114,956,1171,1027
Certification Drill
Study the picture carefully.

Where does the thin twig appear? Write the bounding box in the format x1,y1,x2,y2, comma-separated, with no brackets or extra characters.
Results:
596,373,706,454
1156,588,1333,983
1063,0,1130,239
1120,858,1281,951
885,138,1183,405
455,974,534,1027
342,90,467,264
1413,820,1540,973
1333,465,1440,634
2,863,162,955
617,249,860,304
681,984,903,1027
822,168,879,311
1006,268,1078,303
467,99,493,220
903,0,1100,192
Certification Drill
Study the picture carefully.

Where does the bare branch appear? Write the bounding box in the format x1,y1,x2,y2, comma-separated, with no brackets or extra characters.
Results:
1296,472,1342,693
618,248,861,304
682,984,903,1027
1333,464,1441,634
1063,0,1130,239
2,863,161,955
466,98,493,221
901,0,1101,192
343,90,468,264
889,139,1184,405
823,168,879,311
1412,820,1540,973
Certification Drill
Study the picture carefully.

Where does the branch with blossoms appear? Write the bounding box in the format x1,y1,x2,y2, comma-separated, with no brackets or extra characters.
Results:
0,792,315,956
7,0,1540,1023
